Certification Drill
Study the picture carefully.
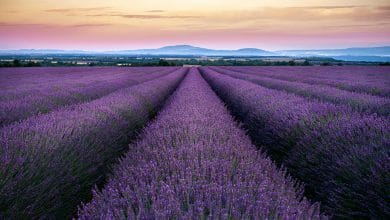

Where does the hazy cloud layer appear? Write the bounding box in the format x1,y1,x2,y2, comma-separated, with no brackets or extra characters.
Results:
145,10,165,13
70,23,111,28
0,22,110,28
44,7,198,19
44,7,112,13
290,5,359,9
0,22,48,27
88,13,200,19
41,5,390,22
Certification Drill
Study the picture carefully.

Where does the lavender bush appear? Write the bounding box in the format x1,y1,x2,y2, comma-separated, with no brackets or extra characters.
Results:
210,67,390,116
0,67,166,101
223,66,390,97
0,68,187,219
0,67,179,98
78,68,324,219
287,114,389,218
0,67,178,126
200,67,390,218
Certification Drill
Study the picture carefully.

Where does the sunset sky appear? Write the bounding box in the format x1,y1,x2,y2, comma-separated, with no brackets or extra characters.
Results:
1,0,389,50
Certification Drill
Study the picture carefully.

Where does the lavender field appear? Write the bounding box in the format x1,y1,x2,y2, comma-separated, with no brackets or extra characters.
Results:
0,66,389,219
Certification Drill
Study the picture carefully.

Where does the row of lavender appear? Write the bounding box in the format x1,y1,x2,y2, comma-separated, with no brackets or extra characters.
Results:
78,69,325,219
223,66,390,97
1,67,143,100
0,67,178,126
210,67,390,116
0,67,103,93
200,67,389,218
0,67,178,100
0,68,187,219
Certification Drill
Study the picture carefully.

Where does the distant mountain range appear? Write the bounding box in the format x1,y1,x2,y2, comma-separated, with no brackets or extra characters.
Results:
107,45,276,56
276,46,390,62
1,45,389,62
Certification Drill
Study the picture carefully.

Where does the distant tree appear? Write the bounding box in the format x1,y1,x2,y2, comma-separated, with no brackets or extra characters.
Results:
13,59,21,67
320,62,332,66
302,60,310,66
288,61,296,66
158,59,170,66
25,61,41,67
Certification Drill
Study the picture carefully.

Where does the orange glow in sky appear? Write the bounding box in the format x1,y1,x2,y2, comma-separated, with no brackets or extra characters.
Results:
0,0,389,50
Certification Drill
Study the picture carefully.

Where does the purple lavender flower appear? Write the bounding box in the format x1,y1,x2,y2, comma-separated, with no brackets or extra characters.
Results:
222,66,390,97
210,66,390,116
0,67,179,127
200,67,389,218
0,68,187,219
78,68,324,219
